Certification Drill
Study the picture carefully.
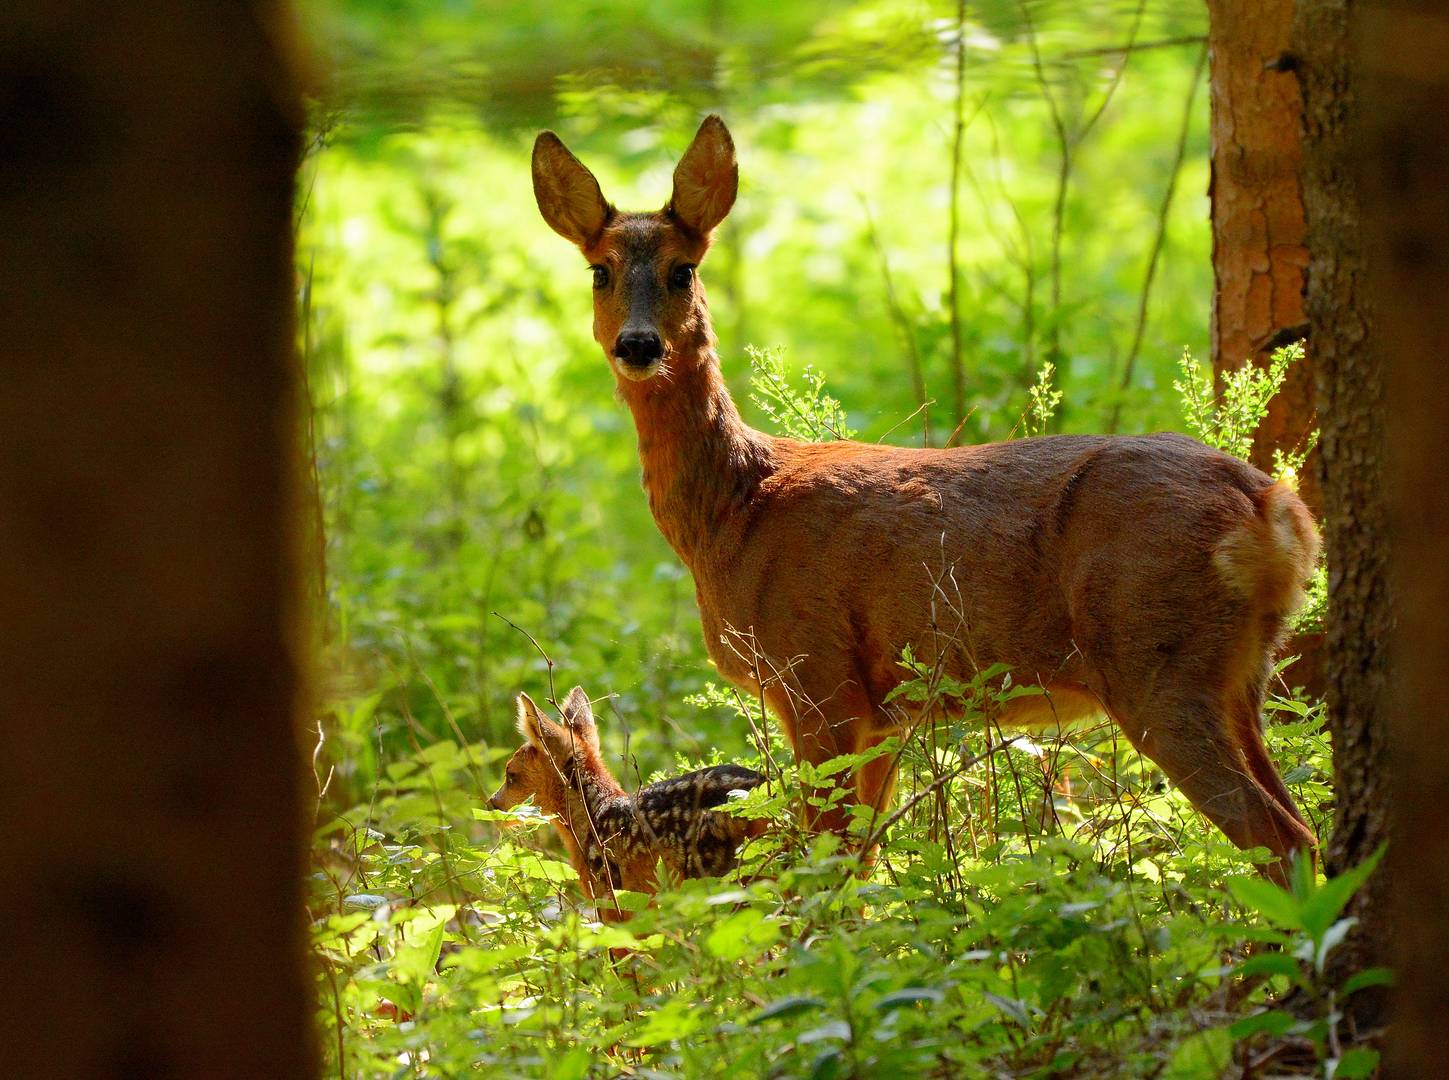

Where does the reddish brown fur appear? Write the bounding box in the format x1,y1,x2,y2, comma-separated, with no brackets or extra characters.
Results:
532,116,1321,883
489,687,766,909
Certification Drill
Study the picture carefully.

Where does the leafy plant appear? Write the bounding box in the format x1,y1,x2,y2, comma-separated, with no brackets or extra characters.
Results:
1023,361,1063,436
747,344,857,442
1176,341,1313,475
1226,846,1389,1079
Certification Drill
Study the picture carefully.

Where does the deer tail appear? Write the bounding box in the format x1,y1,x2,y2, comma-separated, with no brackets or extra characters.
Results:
1214,480,1321,622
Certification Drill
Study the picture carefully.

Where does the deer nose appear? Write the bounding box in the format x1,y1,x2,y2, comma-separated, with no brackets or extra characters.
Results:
614,329,663,367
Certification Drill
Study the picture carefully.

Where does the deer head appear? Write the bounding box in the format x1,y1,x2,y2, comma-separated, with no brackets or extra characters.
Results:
487,686,599,812
532,116,738,384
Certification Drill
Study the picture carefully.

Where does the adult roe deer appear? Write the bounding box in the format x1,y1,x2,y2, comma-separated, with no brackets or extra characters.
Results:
530,115,1320,881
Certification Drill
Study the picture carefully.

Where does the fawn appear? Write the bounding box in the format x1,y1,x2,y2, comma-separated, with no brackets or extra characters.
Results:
488,686,768,903
529,115,1322,884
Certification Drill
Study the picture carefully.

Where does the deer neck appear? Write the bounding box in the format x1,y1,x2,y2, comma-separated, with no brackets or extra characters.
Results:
617,329,774,566
559,755,627,840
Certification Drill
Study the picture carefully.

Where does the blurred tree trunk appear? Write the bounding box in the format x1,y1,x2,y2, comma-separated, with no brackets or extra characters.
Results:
1355,0,1449,1068
1207,0,1319,515
1293,0,1392,1029
0,3,315,1076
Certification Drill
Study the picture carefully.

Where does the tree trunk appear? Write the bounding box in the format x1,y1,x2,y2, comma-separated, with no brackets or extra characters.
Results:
1354,0,1449,1068
0,4,315,1076
1207,0,1318,511
1293,0,1392,1028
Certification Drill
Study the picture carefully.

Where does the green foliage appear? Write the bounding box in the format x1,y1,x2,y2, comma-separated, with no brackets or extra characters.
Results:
1225,846,1388,1078
1176,342,1313,475
747,345,857,442
312,678,1366,1078
1023,362,1063,437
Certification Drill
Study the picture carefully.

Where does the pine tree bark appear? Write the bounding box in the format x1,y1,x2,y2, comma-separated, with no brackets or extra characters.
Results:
0,3,315,1075
1207,0,1318,511
1293,0,1392,1028
1354,0,1449,1068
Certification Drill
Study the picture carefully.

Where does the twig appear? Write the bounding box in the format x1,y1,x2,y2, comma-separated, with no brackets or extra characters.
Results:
491,610,559,708
1107,42,1209,432
859,736,1024,855
1062,34,1207,60
947,0,971,432
859,194,930,444
876,399,937,446
1018,0,1146,419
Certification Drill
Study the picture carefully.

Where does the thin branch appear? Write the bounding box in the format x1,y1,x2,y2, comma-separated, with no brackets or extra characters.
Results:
1018,0,1070,389
491,610,559,709
947,0,970,435
860,194,930,444
1062,34,1207,61
877,398,937,446
1108,43,1209,432
861,735,1024,855
1018,0,1146,420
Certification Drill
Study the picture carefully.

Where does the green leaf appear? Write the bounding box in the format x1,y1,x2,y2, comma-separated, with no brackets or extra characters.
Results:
705,908,779,961
1329,1047,1380,1079
751,996,827,1024
875,987,944,1012
1229,1010,1296,1039
1341,966,1394,996
809,1048,844,1080
1234,952,1306,987
1227,876,1303,929
1299,844,1386,939
627,999,703,1045
1162,1027,1232,1080
1312,917,1358,974
1282,764,1315,785
983,992,1032,1029
550,1046,592,1080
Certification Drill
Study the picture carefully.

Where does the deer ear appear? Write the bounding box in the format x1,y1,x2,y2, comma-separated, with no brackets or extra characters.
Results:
533,132,612,247
668,115,737,237
560,685,599,750
516,692,570,759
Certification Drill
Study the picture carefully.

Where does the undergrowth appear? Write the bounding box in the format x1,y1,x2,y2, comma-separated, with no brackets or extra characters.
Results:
310,343,1375,1077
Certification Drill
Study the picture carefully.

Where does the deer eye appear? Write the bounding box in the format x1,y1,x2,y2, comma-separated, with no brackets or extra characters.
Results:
669,264,694,291
591,265,609,290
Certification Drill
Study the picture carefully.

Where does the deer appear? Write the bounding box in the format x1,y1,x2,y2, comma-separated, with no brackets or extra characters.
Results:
529,115,1321,884
488,686,768,905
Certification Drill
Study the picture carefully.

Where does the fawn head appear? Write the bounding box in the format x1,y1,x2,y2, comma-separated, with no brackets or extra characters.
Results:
488,686,600,813
532,115,737,384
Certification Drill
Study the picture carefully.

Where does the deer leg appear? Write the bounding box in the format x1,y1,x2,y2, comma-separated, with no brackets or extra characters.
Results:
1229,690,1318,874
855,740,899,817
763,684,853,834
1112,692,1316,886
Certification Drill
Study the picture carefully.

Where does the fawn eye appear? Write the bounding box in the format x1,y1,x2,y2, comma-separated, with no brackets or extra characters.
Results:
591,265,609,290
669,264,694,290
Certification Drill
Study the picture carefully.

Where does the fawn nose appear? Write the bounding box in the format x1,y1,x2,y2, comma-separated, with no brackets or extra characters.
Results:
613,329,663,367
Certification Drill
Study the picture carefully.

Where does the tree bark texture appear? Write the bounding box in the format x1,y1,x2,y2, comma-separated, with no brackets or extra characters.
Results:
1354,0,1449,1069
1207,0,1319,511
0,4,315,1076
1293,0,1392,1027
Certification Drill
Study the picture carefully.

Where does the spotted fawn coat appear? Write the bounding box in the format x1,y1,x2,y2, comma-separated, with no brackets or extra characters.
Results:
488,686,767,905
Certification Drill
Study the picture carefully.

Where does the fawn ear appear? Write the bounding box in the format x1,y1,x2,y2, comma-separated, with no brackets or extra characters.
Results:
516,692,572,760
533,132,612,248
560,685,599,751
668,115,737,238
